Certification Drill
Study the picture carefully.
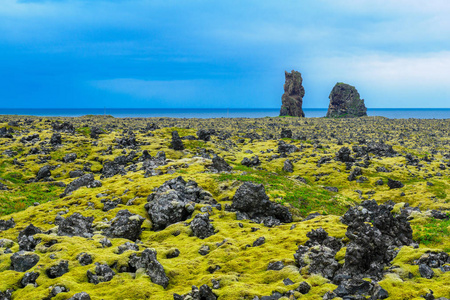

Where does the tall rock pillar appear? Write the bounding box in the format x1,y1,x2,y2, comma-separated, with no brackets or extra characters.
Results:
280,70,305,117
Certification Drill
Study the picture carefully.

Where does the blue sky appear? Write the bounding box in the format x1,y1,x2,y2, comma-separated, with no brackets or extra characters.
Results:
1,0,450,108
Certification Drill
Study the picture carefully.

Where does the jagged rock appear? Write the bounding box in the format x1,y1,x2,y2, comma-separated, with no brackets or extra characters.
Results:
415,252,450,268
18,224,42,251
46,260,69,278
173,285,217,300
50,132,62,145
341,200,413,279
77,253,93,266
253,237,265,247
35,165,52,181
87,263,115,284
58,213,94,238
230,182,292,226
296,245,340,280
0,218,15,232
348,167,362,181
211,155,232,172
430,210,449,220
278,140,298,155
62,174,101,197
145,177,216,231
10,251,40,272
280,128,292,138
280,70,305,117
296,281,311,294
103,210,144,242
90,127,105,139
171,131,184,150
21,272,40,287
197,129,215,141
128,249,169,288
282,159,294,173
335,147,354,163
117,242,139,254
115,135,137,149
190,213,215,239
52,122,75,133
387,178,404,189
241,156,260,167
20,134,40,144
68,292,91,300
333,278,388,299
354,142,397,157
326,83,367,118
419,264,435,279
304,228,343,253
0,289,13,300
102,161,127,178
62,153,77,163
267,261,284,271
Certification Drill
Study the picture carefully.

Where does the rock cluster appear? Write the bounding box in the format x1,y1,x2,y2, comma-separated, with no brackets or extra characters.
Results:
326,83,367,118
279,70,305,117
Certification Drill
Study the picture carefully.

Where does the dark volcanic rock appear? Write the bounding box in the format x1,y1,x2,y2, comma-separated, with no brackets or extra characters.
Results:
102,161,127,178
230,182,292,226
190,213,215,239
52,122,75,133
387,178,404,189
197,129,215,141
103,210,144,242
280,128,292,138
0,289,13,300
211,155,232,172
341,200,413,279
171,131,184,151
128,249,169,288
0,218,15,232
10,251,40,272
18,224,42,251
282,159,294,173
241,156,260,167
87,263,115,284
57,213,94,238
335,147,354,163
173,285,217,300
62,174,101,197
326,83,367,118
280,70,305,117
68,292,91,300
62,153,77,163
21,271,40,287
46,260,69,278
50,132,62,145
145,177,216,231
419,264,434,279
77,253,93,266
35,165,52,181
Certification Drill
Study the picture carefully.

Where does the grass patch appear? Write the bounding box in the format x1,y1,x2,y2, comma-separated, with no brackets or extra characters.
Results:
0,183,62,216
76,126,91,137
217,166,351,217
413,217,450,246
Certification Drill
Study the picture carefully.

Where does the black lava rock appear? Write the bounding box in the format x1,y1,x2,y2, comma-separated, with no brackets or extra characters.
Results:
387,178,404,189
0,218,15,232
103,210,144,242
171,131,184,151
10,251,40,272
128,249,169,288
18,224,42,251
20,272,40,287
58,213,94,238
211,155,232,172
190,213,215,239
46,260,69,278
87,263,115,284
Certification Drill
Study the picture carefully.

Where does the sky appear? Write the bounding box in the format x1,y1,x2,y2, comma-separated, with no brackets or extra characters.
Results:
1,0,450,109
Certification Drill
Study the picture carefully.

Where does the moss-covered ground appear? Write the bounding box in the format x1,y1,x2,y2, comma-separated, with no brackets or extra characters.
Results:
0,115,449,299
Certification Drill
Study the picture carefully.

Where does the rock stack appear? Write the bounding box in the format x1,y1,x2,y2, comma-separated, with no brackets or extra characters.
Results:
326,83,367,118
280,70,305,117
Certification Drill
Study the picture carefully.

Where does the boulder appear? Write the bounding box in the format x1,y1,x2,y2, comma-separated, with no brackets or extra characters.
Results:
20,272,40,287
211,155,232,172
62,153,77,163
68,292,91,300
326,83,367,118
46,260,69,278
50,133,62,145
145,177,216,231
128,249,169,288
18,224,42,251
62,174,101,197
58,213,94,238
280,70,305,117
230,182,292,226
87,263,115,284
173,285,217,300
10,251,40,272
171,131,184,151
0,218,15,232
190,213,215,239
282,159,294,173
35,165,52,181
197,129,215,141
103,210,144,241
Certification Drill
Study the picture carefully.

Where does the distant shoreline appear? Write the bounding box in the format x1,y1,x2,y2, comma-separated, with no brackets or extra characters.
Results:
1,108,450,119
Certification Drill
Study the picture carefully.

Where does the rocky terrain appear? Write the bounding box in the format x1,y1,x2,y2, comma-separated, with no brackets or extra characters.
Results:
0,115,449,300
279,70,305,117
326,83,367,118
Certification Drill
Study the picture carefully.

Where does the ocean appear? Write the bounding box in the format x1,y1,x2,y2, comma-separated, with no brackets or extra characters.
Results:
0,108,450,119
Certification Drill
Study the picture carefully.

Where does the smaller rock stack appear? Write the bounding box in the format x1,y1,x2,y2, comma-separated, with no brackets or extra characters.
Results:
326,83,367,118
